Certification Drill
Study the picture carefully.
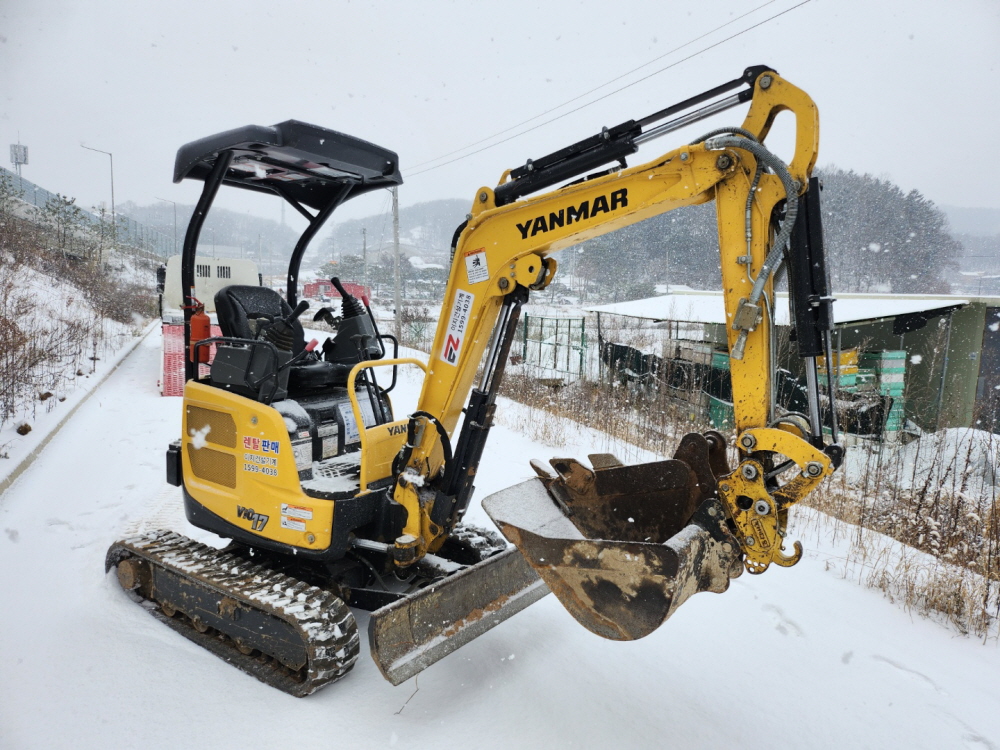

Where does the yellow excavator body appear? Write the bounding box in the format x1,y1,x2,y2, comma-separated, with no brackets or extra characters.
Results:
107,65,843,695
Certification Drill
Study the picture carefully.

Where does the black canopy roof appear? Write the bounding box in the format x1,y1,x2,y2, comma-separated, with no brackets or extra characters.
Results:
173,120,402,211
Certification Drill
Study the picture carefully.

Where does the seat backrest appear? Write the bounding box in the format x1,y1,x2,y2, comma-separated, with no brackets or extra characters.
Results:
214,285,305,354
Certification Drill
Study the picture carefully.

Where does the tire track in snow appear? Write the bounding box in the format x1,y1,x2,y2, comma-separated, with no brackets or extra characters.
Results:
871,654,946,694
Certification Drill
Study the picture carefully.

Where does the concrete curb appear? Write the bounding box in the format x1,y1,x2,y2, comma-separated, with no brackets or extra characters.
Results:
0,321,158,498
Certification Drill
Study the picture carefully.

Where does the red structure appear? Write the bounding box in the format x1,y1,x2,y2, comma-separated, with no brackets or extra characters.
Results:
160,323,222,396
302,280,370,301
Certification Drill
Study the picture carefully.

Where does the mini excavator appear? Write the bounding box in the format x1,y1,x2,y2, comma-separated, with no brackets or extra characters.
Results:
107,65,843,695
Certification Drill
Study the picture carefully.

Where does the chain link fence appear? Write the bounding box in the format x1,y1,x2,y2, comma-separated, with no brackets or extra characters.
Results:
1,166,174,258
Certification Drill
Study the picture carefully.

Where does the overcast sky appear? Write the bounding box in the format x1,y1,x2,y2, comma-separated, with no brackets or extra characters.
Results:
2,0,998,234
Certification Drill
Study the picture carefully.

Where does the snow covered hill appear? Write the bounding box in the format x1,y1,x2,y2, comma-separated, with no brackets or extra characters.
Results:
0,329,998,749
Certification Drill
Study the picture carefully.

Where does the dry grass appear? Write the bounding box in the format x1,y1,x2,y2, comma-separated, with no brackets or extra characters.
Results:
499,368,695,462
397,304,436,352
0,177,156,431
801,436,1000,638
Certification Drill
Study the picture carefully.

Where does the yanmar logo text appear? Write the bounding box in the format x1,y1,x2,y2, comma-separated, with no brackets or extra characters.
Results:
515,188,628,240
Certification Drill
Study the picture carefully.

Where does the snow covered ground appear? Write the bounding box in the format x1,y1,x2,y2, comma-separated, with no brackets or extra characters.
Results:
0,238,154,475
1,328,999,749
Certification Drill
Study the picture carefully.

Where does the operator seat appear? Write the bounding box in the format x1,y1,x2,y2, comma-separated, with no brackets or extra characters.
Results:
214,285,306,354
214,285,347,392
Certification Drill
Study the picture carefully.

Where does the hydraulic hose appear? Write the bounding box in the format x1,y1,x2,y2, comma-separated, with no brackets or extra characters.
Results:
703,134,799,304
392,410,454,482
694,127,763,267
694,126,760,144
703,135,800,359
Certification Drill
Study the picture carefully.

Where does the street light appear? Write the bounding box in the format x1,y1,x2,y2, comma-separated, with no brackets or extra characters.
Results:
80,144,115,234
156,196,178,257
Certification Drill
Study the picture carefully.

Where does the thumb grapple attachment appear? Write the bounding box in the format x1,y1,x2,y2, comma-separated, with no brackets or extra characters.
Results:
482,433,743,640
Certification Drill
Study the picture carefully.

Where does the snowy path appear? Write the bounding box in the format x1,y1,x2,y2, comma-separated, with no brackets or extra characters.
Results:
1,330,999,749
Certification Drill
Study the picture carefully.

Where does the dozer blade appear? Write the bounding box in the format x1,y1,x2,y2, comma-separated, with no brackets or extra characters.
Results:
481,433,743,641
368,546,549,685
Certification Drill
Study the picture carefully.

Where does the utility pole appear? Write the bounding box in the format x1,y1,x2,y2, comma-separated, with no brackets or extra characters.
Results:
664,242,670,293
392,186,402,341
80,145,115,230
362,227,368,291
81,144,115,265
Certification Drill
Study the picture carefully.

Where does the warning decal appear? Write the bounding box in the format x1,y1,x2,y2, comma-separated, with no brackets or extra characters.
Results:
281,503,313,520
441,290,474,366
464,248,489,284
280,516,307,532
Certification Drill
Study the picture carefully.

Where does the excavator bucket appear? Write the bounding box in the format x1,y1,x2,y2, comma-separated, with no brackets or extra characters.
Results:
481,432,743,640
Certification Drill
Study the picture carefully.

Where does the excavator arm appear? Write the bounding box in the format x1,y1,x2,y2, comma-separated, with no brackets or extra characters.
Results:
370,66,843,639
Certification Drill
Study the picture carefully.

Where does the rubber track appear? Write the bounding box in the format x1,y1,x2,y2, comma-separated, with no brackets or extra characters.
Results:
105,529,360,697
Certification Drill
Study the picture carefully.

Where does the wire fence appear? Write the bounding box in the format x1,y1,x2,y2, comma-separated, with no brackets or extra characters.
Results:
0,166,174,258
519,314,587,378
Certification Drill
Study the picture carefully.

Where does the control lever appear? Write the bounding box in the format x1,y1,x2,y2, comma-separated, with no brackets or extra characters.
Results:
313,307,339,328
265,300,309,352
288,299,311,321
331,277,367,319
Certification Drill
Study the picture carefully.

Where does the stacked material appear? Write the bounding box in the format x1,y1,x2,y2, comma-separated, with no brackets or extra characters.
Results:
708,394,734,429
859,350,907,434
818,348,859,389
670,341,714,365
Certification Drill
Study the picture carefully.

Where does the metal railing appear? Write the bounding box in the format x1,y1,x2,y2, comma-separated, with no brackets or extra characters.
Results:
0,166,174,258
520,314,587,377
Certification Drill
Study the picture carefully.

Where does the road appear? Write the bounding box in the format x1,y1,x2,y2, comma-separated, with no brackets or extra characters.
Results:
1,329,998,749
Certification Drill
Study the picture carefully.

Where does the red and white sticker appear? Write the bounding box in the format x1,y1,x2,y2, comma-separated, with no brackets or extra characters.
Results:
464,248,489,284
280,516,307,532
441,290,474,366
281,503,313,521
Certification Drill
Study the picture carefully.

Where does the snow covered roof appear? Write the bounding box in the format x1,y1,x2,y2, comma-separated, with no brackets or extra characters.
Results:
408,256,445,270
585,291,969,327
